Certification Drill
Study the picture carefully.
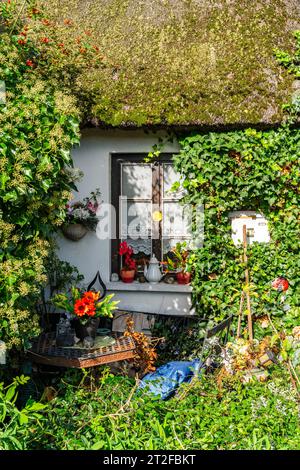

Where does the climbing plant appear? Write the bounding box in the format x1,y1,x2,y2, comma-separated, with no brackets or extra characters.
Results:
173,126,300,337
0,1,99,349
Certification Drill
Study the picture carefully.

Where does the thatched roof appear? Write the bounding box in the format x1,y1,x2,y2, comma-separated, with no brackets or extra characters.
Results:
58,0,300,127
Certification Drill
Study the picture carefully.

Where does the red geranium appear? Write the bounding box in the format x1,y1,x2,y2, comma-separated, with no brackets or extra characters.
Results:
119,241,136,271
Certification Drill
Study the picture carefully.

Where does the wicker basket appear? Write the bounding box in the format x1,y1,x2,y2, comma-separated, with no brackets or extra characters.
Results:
62,223,88,241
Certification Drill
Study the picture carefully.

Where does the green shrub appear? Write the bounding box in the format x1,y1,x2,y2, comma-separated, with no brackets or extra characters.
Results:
0,375,46,450
172,127,300,337
29,368,300,450
0,1,99,350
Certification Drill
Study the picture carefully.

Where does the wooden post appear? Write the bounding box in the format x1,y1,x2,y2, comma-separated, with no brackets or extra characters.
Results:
243,224,253,342
236,290,245,338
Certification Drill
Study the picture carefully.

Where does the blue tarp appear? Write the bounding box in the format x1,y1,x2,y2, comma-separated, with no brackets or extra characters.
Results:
138,360,203,400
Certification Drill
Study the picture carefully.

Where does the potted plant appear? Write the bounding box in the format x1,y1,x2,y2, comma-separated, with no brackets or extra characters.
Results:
165,242,192,285
119,241,136,283
52,288,118,342
62,188,102,241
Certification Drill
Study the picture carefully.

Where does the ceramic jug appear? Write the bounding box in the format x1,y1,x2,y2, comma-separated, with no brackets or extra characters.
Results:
144,255,163,283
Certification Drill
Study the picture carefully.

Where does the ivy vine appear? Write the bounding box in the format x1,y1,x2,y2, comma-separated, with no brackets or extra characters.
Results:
173,126,299,337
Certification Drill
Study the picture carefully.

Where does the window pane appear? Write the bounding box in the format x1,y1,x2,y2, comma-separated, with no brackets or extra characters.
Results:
162,202,192,237
163,163,184,199
122,163,152,199
120,200,152,238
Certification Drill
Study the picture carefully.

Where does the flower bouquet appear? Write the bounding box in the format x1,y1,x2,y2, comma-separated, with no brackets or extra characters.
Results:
62,188,102,240
52,288,118,341
119,241,136,283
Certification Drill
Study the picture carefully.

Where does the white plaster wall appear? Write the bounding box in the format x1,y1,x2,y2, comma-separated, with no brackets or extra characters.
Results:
56,129,193,316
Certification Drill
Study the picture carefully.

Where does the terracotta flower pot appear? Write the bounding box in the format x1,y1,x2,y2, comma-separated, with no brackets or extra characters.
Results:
62,224,88,241
176,271,191,285
120,268,135,283
73,317,100,341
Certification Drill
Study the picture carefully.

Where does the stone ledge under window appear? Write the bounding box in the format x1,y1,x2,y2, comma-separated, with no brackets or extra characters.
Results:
106,281,192,293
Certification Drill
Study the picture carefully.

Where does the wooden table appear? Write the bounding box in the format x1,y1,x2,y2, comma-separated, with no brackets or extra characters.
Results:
27,333,135,369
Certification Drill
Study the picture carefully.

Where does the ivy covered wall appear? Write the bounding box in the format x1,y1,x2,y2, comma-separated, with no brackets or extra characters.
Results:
173,127,300,336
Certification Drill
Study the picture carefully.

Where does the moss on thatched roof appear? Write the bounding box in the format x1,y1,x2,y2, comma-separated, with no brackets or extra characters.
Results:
57,0,300,127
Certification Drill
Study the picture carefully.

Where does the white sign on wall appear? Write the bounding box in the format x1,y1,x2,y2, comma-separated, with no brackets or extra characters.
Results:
229,211,270,246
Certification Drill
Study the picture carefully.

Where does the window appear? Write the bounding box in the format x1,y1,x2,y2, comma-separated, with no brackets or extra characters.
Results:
111,154,191,274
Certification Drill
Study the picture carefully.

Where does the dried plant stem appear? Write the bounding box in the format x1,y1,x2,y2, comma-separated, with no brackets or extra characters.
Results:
9,0,28,36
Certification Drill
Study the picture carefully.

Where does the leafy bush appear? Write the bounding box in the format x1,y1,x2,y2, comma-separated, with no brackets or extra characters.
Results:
27,368,300,450
0,1,99,349
172,127,300,338
0,375,45,450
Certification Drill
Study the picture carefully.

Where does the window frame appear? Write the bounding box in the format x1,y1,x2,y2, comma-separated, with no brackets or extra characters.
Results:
111,153,186,275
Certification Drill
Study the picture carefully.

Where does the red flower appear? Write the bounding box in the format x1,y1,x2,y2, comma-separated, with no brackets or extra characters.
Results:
18,39,26,45
26,59,34,67
86,305,96,317
83,291,100,302
119,241,136,270
74,299,90,317
41,37,50,44
119,241,129,256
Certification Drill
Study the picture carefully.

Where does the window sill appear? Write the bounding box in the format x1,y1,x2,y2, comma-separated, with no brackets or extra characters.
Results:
106,281,192,293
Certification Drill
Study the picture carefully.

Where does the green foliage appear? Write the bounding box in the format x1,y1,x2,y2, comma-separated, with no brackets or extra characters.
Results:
173,126,300,335
0,1,98,349
165,241,191,273
26,368,300,450
0,375,46,450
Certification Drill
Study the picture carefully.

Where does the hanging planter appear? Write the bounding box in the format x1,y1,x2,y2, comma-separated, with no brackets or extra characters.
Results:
62,188,102,241
62,223,88,241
